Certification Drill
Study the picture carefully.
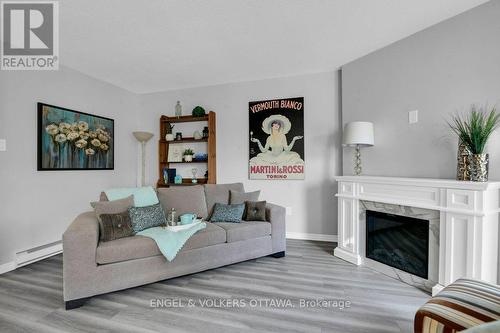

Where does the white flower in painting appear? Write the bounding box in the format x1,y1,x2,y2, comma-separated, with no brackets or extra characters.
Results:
85,148,95,156
55,133,67,143
67,131,80,141
79,131,89,140
70,123,78,131
91,138,101,147
45,124,59,136
89,131,97,139
78,121,89,131
96,129,107,137
98,133,109,142
100,143,109,151
75,139,87,149
59,123,71,134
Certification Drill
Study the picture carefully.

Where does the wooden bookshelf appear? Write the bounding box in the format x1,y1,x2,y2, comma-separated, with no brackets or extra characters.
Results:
160,115,209,123
157,178,208,187
159,137,208,144
158,112,216,187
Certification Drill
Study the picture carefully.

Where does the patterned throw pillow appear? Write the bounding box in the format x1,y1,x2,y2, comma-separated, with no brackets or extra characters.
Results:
209,203,245,223
98,212,135,242
128,203,167,232
245,201,267,221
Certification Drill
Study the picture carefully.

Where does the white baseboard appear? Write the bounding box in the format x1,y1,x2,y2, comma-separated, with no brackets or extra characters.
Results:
16,241,62,268
0,240,62,275
286,232,338,242
0,261,16,275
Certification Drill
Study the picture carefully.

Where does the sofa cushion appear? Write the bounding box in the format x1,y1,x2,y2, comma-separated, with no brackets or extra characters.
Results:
229,190,260,204
214,221,271,243
157,186,208,219
204,183,244,217
96,222,226,264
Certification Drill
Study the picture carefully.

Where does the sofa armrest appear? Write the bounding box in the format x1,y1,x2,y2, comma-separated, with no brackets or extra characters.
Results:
265,203,286,253
63,211,99,301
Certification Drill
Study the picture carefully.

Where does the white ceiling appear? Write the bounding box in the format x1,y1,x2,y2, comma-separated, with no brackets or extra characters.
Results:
60,0,489,93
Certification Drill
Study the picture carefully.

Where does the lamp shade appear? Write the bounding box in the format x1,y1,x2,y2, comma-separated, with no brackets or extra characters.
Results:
342,122,374,147
133,131,154,143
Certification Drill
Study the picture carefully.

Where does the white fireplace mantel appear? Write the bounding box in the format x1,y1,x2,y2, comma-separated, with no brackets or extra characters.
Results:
333,176,500,295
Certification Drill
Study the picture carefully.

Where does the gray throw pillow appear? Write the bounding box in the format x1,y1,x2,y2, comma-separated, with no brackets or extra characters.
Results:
128,203,167,232
230,190,260,204
91,195,134,223
245,201,267,221
209,203,245,223
98,212,135,242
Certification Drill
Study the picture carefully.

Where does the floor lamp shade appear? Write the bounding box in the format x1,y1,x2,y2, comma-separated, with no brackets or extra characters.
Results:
133,131,154,143
133,131,154,187
342,122,374,147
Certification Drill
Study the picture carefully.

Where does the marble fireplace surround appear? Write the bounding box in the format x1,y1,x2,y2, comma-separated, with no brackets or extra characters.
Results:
359,201,439,292
334,176,500,296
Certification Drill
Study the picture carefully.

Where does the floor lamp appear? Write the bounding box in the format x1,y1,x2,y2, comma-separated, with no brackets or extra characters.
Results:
133,131,154,187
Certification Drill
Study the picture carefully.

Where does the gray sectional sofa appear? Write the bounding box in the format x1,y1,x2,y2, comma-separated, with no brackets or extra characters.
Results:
63,183,286,309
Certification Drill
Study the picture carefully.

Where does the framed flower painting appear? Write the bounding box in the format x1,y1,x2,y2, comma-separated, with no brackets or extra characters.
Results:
37,103,114,170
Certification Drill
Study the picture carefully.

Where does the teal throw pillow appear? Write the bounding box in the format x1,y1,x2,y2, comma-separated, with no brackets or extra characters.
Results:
129,203,167,232
209,203,245,223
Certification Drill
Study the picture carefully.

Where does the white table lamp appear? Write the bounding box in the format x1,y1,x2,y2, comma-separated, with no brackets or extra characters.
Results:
342,122,374,176
133,131,154,187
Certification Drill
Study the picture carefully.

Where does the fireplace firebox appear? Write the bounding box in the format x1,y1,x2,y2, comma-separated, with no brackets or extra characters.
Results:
366,210,429,279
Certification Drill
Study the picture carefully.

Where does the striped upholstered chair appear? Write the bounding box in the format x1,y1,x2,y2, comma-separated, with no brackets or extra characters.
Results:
414,279,500,333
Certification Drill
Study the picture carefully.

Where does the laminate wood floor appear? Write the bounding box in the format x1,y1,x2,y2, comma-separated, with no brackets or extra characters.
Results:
0,239,429,333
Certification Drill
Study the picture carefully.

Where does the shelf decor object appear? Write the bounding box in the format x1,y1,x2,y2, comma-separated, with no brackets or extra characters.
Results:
456,141,471,181
158,112,216,187
191,168,198,183
342,121,374,176
133,131,154,187
448,106,500,182
175,101,182,117
183,148,194,162
165,124,175,141
192,106,206,117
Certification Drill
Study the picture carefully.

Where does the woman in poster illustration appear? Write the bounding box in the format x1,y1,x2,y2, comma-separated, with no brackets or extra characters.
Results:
250,114,304,166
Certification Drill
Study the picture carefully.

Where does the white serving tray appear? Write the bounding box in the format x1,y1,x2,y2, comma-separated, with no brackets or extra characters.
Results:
166,220,203,232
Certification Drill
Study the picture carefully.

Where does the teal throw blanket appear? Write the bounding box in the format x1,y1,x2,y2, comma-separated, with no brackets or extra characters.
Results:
105,187,159,207
137,222,206,261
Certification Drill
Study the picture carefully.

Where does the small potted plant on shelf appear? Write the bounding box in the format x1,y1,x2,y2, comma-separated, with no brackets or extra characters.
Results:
183,148,195,162
165,124,175,141
448,106,500,182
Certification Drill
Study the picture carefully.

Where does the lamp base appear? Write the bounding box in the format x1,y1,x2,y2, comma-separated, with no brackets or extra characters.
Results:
354,145,362,176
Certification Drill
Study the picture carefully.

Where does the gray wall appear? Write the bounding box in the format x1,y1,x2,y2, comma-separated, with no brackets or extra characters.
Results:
139,72,342,237
341,0,500,179
0,66,139,266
